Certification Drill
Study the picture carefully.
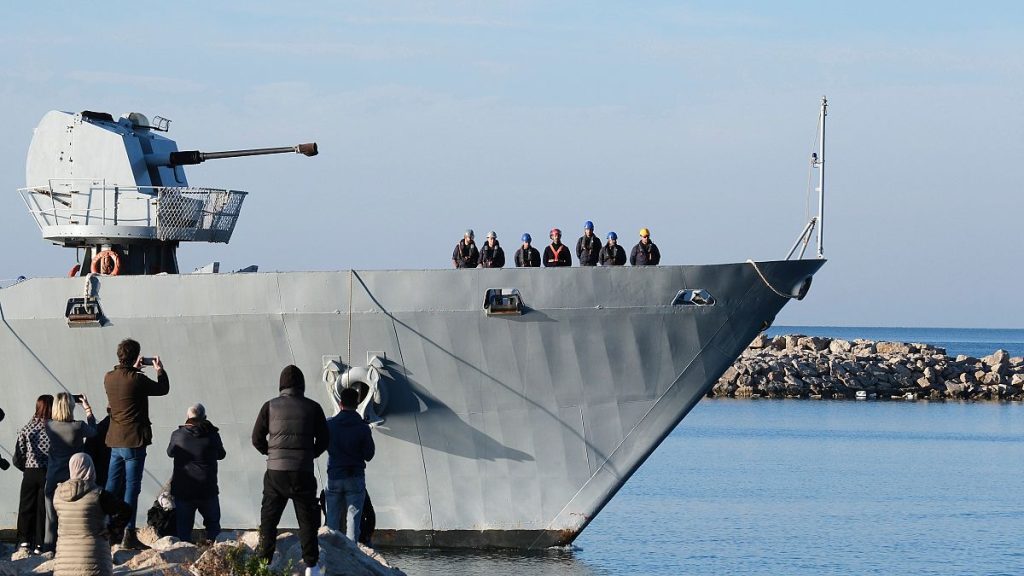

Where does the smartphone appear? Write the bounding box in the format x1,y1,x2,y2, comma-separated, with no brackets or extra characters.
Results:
140,357,155,366
73,394,84,404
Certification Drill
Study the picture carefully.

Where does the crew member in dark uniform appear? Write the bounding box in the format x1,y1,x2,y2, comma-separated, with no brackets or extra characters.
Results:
515,234,540,268
543,228,572,267
630,227,661,266
576,221,600,267
452,229,479,269
479,231,505,268
599,231,627,266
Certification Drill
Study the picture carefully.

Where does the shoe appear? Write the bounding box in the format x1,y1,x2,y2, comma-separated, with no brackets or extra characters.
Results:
305,566,322,576
17,543,30,551
32,546,43,556
121,528,151,551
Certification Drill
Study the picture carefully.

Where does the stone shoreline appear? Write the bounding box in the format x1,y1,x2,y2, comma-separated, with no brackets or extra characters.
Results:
712,334,1024,401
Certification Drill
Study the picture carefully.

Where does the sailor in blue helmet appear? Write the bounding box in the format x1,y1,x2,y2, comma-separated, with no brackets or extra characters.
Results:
479,231,505,268
452,229,480,269
543,228,572,267
576,220,600,266
514,233,540,267
599,231,627,266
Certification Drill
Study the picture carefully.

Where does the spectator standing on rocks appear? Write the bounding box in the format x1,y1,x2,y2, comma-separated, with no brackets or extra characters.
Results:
252,365,329,576
44,392,97,551
103,338,170,550
167,403,226,543
84,407,113,493
52,453,130,576
13,394,53,554
325,387,375,542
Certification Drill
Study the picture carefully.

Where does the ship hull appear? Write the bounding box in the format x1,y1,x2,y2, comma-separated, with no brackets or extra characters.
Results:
0,261,822,548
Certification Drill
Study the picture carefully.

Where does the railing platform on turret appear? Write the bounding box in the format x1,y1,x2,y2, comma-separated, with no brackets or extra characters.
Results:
19,179,247,247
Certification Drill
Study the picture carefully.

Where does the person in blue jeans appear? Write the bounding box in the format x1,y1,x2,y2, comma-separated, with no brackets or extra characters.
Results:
325,387,375,542
103,338,170,550
167,403,225,542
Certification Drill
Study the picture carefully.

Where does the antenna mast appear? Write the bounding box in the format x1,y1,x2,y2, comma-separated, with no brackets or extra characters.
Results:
816,96,826,258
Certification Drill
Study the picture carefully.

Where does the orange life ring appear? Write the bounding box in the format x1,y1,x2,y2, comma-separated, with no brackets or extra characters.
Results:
68,264,81,277
90,250,122,276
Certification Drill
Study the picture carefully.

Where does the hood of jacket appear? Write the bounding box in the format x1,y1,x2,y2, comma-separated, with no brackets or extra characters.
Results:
181,418,220,437
56,478,97,503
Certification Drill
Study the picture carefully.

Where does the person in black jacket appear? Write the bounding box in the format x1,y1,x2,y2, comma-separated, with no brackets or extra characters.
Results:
479,231,505,268
599,231,627,266
452,229,479,268
630,227,661,266
252,366,329,575
167,403,226,543
576,220,600,266
543,228,572,267
325,388,375,543
515,234,540,267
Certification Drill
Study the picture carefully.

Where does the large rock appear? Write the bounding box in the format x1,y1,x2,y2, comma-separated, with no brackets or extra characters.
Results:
748,334,771,349
828,339,852,354
983,350,1010,370
192,541,251,576
273,528,405,576
121,541,200,570
0,552,54,576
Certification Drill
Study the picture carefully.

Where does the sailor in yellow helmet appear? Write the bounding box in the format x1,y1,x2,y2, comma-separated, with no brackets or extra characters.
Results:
630,227,661,266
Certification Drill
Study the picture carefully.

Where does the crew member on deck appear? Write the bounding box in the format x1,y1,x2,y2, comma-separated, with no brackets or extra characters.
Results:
599,232,627,266
543,228,572,267
630,228,661,266
479,231,505,268
515,234,540,268
576,221,600,267
452,230,479,269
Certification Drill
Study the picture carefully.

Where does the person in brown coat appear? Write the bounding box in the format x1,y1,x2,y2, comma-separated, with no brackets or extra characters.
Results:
53,453,130,576
103,338,169,550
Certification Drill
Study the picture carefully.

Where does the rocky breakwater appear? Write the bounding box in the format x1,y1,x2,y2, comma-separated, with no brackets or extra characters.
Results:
1,526,406,576
712,334,1024,401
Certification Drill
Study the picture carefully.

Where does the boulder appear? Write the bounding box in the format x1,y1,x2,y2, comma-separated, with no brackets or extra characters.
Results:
272,528,405,575
983,350,1010,369
748,334,771,349
828,339,852,354
121,541,200,571
876,342,911,355
0,552,53,576
191,541,251,576
1011,374,1024,387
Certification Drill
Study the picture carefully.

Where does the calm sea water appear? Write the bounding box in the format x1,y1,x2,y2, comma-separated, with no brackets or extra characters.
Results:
386,327,1024,576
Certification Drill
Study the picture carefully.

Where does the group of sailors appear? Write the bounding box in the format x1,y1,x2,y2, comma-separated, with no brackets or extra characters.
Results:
452,221,661,269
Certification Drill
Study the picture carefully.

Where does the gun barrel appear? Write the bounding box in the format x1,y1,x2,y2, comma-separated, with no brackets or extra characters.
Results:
164,142,318,166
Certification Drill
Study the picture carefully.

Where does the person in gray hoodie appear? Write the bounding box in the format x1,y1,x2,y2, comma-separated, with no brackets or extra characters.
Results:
251,365,329,576
325,387,375,542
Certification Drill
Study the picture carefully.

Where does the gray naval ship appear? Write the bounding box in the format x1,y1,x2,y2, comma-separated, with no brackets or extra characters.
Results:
1,100,829,548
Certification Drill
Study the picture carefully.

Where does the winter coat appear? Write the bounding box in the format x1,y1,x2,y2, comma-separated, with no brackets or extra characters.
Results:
104,366,170,448
576,235,601,266
46,418,97,492
167,419,227,500
599,243,627,266
452,240,480,268
326,410,376,475
16,417,51,469
630,241,661,266
479,241,506,268
252,388,329,472
52,479,129,576
515,246,541,267
543,243,572,267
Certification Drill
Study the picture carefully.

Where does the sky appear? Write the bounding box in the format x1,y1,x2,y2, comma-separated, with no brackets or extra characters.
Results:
1,1,1021,328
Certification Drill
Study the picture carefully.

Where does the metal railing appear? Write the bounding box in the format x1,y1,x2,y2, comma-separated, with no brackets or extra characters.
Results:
18,180,247,243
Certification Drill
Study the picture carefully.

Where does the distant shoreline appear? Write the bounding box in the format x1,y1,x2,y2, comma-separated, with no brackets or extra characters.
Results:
712,334,1024,402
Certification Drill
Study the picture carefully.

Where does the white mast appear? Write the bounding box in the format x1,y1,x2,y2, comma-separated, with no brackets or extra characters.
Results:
816,96,827,259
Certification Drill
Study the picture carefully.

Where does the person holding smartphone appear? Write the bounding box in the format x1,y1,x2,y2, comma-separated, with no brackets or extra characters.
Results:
103,338,169,550
43,392,97,550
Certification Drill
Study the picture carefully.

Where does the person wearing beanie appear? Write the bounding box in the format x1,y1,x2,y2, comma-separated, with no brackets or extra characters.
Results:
251,365,329,576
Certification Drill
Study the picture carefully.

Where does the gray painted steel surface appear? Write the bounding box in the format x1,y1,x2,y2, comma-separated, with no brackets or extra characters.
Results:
0,261,822,548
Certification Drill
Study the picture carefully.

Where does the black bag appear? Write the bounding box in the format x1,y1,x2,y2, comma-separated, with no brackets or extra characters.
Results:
146,500,175,538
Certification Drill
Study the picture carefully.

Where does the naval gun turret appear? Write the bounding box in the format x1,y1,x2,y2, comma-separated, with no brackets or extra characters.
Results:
19,110,317,276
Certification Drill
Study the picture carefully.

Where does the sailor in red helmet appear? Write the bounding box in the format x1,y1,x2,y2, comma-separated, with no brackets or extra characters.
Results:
543,228,572,267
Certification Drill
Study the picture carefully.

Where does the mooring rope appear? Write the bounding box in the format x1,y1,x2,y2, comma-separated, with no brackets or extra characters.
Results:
746,259,797,299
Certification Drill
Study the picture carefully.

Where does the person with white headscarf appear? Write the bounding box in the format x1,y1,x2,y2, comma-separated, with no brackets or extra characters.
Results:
52,453,130,576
